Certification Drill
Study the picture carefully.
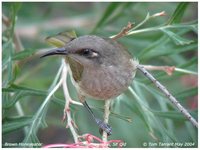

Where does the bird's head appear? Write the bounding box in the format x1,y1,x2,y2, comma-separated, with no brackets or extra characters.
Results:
41,35,129,68
41,35,134,82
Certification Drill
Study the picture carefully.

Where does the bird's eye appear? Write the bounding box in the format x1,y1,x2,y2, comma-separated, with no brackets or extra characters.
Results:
82,49,91,56
79,49,99,58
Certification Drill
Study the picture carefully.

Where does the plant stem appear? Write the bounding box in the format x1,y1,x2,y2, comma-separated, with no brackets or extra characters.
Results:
141,65,175,76
175,67,198,75
102,99,112,142
136,64,198,128
141,65,198,76
15,101,29,134
62,60,79,143
126,24,196,36
130,12,150,31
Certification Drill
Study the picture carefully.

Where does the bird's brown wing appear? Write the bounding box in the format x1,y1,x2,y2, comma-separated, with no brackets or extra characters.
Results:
45,30,77,48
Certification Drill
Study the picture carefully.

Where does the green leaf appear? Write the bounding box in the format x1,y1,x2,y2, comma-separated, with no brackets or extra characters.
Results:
2,84,47,108
175,87,197,100
161,29,194,45
153,110,197,122
12,2,22,14
141,41,197,61
3,116,32,134
9,2,22,39
185,122,198,143
3,84,47,94
152,111,186,120
138,36,168,58
167,2,189,24
2,40,15,85
191,23,198,33
9,64,21,84
7,56,13,84
92,2,123,32
2,93,10,114
3,90,46,109
12,49,37,60
2,40,13,69
3,91,22,108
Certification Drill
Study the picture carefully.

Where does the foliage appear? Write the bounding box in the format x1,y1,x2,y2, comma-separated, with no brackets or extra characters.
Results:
2,2,198,148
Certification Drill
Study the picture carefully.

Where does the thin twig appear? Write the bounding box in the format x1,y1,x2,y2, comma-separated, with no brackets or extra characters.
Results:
141,65,197,76
102,100,112,142
136,64,198,128
141,65,175,76
62,60,79,143
126,23,196,37
110,22,134,40
110,11,166,40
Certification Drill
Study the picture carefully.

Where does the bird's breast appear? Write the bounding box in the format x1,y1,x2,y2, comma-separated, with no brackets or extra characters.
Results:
78,59,137,100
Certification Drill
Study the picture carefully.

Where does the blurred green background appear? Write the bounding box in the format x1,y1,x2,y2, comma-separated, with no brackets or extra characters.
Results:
2,2,198,148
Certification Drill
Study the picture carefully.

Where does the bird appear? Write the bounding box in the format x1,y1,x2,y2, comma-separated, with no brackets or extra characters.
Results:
41,32,138,135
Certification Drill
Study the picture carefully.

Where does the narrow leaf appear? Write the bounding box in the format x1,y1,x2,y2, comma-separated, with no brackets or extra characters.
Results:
12,2,22,14
12,49,36,60
167,2,188,24
175,87,197,100
161,29,194,45
3,91,22,108
152,111,186,120
92,2,122,32
153,110,197,121
3,117,32,134
3,84,47,94
3,84,46,108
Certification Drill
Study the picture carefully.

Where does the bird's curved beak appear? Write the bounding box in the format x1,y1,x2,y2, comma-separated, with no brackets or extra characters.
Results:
40,47,68,58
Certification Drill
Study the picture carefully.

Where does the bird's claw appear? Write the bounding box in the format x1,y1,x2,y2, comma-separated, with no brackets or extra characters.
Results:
95,118,112,136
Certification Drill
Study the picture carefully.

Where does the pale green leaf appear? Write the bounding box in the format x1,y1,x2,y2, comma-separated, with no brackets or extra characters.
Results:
161,29,194,45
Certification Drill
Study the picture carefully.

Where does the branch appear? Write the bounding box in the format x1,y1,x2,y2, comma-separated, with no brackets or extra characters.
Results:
136,64,198,128
141,65,197,76
61,60,79,143
110,11,166,39
102,100,112,142
126,23,196,37
141,65,175,76
110,22,134,40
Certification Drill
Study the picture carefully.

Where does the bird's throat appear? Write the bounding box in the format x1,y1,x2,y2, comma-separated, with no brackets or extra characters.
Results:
66,57,84,82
